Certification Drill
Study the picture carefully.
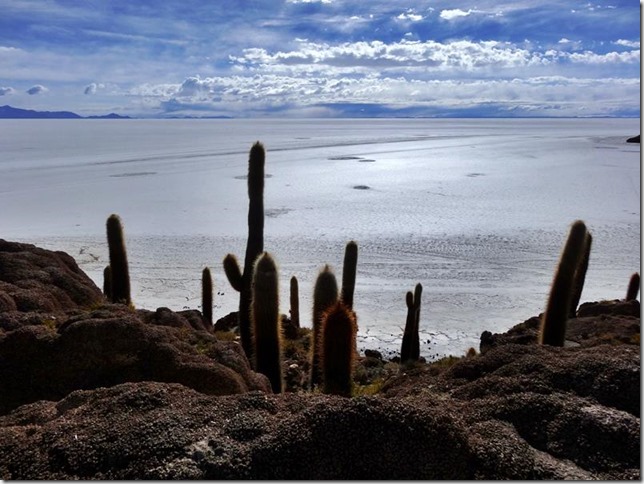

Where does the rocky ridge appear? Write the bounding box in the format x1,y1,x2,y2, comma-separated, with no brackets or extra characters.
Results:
0,239,640,479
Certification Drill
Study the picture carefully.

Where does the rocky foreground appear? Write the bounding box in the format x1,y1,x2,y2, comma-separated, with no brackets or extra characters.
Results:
0,239,640,479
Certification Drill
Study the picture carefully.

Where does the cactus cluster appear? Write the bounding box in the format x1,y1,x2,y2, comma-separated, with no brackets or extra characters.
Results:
401,283,422,364
98,141,618,398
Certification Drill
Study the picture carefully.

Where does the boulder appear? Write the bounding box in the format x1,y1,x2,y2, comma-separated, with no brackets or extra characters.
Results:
0,239,104,316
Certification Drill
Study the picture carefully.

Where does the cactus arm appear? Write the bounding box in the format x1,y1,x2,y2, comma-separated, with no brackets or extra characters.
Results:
626,272,640,301
223,254,243,292
290,275,300,328
311,264,339,388
569,233,592,318
400,290,415,363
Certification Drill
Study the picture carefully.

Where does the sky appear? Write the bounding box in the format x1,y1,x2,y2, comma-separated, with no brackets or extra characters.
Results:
0,0,640,118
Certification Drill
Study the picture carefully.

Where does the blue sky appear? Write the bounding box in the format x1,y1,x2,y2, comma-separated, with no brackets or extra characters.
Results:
0,0,640,117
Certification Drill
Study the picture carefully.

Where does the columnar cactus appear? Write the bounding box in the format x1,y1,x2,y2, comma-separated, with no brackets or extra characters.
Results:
106,214,131,306
251,252,282,393
103,265,112,300
321,301,357,397
290,275,300,329
401,283,422,363
223,142,265,359
202,267,213,327
626,272,640,301
340,240,358,310
569,232,592,318
540,220,588,346
311,264,339,388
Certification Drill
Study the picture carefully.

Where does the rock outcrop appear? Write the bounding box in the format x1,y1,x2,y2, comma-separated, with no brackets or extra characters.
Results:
0,240,639,479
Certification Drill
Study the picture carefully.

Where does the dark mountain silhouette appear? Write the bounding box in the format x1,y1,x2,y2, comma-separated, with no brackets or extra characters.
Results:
0,105,130,119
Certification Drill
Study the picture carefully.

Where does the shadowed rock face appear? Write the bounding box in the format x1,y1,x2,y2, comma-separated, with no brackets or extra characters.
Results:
0,241,640,479
0,241,270,415
0,239,104,317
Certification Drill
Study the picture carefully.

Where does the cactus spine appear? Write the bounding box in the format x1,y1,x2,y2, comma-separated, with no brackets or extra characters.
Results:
251,252,282,393
321,301,357,397
568,232,592,318
311,264,339,388
223,142,265,359
340,241,358,310
401,283,422,363
290,276,300,329
626,272,640,301
106,214,131,306
202,267,213,327
539,220,588,346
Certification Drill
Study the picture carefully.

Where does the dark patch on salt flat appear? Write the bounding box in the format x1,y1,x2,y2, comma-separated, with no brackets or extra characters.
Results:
466,173,485,178
265,208,293,218
234,174,273,180
110,172,157,178
358,159,376,163
353,185,371,190
329,156,362,160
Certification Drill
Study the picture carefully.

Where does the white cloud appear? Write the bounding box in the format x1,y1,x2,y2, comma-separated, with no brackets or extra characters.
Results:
439,9,473,20
396,9,424,22
614,39,640,49
0,86,15,95
84,82,105,95
568,50,640,64
285,0,332,3
26,84,48,95
133,73,640,118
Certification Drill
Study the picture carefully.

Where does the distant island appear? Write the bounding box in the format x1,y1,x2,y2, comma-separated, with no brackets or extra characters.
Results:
0,105,131,119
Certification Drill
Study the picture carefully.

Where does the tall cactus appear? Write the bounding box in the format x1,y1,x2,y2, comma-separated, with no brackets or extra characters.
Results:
340,240,358,310
202,267,213,327
251,252,282,393
106,214,131,306
626,272,640,301
311,264,339,388
103,265,112,301
568,232,592,318
401,283,422,363
539,220,588,346
223,142,265,359
290,275,300,329
321,301,357,397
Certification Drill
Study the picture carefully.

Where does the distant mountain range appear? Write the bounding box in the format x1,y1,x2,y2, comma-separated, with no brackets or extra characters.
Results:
0,105,131,119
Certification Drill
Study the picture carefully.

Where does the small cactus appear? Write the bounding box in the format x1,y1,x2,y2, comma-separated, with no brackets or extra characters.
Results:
290,275,300,328
569,232,592,318
401,283,422,363
540,220,588,346
223,142,265,359
626,272,640,301
311,264,339,388
340,241,358,310
106,214,131,306
202,267,213,327
251,252,282,393
321,301,357,397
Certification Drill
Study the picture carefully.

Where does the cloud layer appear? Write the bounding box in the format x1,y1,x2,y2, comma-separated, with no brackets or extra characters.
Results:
0,0,639,117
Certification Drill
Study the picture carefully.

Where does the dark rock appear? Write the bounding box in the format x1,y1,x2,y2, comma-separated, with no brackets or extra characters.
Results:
0,239,104,316
0,308,270,415
626,134,640,143
138,307,211,332
364,349,382,360
577,299,639,318
214,311,238,332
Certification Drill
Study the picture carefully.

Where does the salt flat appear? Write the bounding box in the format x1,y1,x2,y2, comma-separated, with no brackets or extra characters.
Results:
0,118,639,358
